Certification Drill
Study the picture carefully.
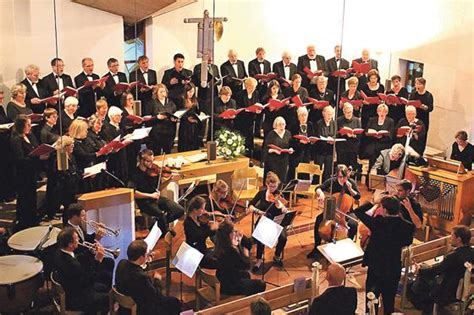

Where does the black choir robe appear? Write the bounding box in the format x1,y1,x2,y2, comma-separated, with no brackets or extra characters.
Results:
264,129,292,183
235,90,260,156
177,105,202,152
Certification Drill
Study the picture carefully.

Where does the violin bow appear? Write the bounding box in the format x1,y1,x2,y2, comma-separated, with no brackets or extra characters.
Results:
155,152,166,192
207,183,216,222
230,181,246,218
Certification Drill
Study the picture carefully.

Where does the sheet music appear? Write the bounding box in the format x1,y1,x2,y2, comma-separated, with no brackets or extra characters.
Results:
185,152,207,163
295,179,311,192
172,242,204,278
0,123,13,130
144,222,162,253
83,162,106,178
252,216,283,249
318,238,364,264
173,109,188,119
177,181,197,203
126,127,152,140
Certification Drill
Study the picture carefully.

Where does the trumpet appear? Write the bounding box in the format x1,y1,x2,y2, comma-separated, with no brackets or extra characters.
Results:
79,241,120,259
85,219,120,237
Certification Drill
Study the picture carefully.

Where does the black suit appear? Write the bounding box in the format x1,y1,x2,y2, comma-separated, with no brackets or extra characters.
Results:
20,78,48,114
248,58,271,100
129,69,158,116
352,58,378,90
161,67,193,110
42,72,74,97
220,60,247,99
325,57,350,96
354,202,414,314
272,61,297,87
54,250,109,313
102,72,128,107
115,259,181,315
309,286,357,315
74,72,103,118
297,54,327,88
191,63,220,113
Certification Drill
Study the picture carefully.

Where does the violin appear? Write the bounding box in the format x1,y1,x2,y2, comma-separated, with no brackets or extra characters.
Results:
267,192,288,208
198,212,228,225
146,163,173,179
217,194,247,215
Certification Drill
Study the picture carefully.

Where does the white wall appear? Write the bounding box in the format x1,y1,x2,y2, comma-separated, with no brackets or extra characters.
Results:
0,0,124,101
150,0,473,151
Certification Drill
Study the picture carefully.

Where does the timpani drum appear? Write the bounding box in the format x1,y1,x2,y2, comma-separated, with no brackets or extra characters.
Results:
0,255,43,313
8,226,61,252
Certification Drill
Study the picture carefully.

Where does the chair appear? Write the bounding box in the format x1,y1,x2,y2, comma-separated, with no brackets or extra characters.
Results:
109,286,137,315
433,262,473,315
289,162,323,218
231,167,260,203
50,271,84,315
195,267,244,310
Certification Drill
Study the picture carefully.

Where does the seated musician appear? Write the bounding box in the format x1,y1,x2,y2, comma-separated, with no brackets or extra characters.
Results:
183,195,219,269
249,172,289,270
370,143,405,175
309,263,357,315
307,164,360,259
54,227,109,314
128,149,184,234
115,240,182,315
214,220,266,296
409,225,474,314
396,179,423,229
451,130,473,171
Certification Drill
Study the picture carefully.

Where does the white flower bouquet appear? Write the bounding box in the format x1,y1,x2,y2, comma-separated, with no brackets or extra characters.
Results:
215,128,246,160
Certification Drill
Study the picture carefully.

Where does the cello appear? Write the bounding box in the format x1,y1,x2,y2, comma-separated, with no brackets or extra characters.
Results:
318,191,353,242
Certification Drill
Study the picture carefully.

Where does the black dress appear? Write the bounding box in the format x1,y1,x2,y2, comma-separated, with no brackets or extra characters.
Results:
282,87,308,132
307,88,335,125
361,84,384,128
10,133,40,230
6,102,33,122
364,116,395,174
409,90,434,133
101,122,128,184
149,98,177,154
451,142,474,171
340,90,362,117
336,116,362,175
314,119,337,181
385,87,409,125
178,105,202,152
289,121,315,180
261,93,285,139
183,216,216,269
235,90,260,157
264,129,292,183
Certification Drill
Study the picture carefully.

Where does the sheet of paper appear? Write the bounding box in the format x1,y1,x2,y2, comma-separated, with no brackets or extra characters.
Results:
252,216,283,249
83,162,106,178
128,127,152,140
144,222,162,253
172,242,204,278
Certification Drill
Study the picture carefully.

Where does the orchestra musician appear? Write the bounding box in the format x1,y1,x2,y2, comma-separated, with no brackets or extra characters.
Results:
102,57,128,107
289,106,314,181
336,103,362,177
40,108,60,144
309,263,357,315
314,106,337,181
10,114,44,230
59,96,79,135
409,77,434,137
297,44,327,89
42,58,74,98
74,57,104,118
352,195,413,315
396,105,427,157
148,84,177,155
264,116,293,183
370,143,405,176
235,77,260,158
214,220,266,295
21,64,48,114
128,149,184,234
178,82,203,152
221,49,248,99
192,55,221,113
326,45,350,96
183,195,218,269
272,51,297,86
161,53,193,109
129,55,158,115
54,227,110,314
213,86,237,132
339,76,362,117
115,240,182,315
396,179,423,229
360,69,384,129
6,84,33,122
249,172,288,271
385,75,409,124
261,80,284,139
306,165,360,259
451,130,473,171
308,76,335,125
352,48,378,90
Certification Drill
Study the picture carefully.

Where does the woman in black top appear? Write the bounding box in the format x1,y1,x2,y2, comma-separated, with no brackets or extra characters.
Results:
409,77,434,135
340,77,362,117
282,74,308,132
10,115,42,230
249,172,289,271
289,106,315,181
183,196,218,269
360,69,384,129
148,85,178,154
6,84,32,122
84,117,108,191
213,86,237,132
120,93,143,174
314,106,337,181
308,76,335,125
364,104,395,180
385,75,409,125
451,131,474,171
336,103,362,177
264,116,293,183
261,80,285,139
102,106,128,184
214,220,265,296
235,78,261,158
178,83,202,152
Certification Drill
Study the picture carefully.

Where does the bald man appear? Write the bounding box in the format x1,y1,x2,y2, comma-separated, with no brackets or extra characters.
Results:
309,263,357,315
220,49,248,99
272,51,297,87
297,45,327,89
74,58,104,117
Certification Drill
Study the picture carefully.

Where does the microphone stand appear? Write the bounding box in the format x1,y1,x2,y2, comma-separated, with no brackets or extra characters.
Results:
101,169,125,187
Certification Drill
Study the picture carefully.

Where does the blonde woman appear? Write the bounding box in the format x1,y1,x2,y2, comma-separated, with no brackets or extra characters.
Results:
149,84,177,154
264,116,293,183
235,77,260,157
7,84,32,122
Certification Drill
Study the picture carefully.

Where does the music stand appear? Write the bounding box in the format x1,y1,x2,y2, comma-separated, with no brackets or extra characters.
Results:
172,242,204,300
252,216,283,286
144,222,162,254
